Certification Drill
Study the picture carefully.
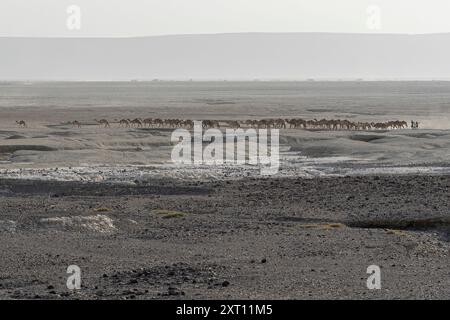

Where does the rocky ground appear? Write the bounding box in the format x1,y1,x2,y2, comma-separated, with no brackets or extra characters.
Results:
0,175,449,299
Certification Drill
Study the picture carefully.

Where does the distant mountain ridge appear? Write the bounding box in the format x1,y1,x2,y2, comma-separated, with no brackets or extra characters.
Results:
2,32,450,80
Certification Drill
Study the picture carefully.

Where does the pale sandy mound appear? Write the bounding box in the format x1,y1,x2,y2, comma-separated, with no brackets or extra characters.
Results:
0,220,17,233
39,215,117,234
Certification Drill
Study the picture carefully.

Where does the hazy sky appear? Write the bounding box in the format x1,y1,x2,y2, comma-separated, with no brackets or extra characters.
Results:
1,0,450,37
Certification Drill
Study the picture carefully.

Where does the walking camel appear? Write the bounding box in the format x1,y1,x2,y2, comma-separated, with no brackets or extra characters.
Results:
71,120,81,128
94,119,110,128
16,120,27,128
119,119,131,127
130,118,143,128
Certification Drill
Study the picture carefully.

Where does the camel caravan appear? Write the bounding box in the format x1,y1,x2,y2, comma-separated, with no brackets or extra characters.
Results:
15,118,410,131
97,117,410,131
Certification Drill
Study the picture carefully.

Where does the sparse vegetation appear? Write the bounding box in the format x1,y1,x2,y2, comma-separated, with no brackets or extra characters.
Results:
151,209,187,219
94,207,111,212
297,223,346,231
386,229,409,237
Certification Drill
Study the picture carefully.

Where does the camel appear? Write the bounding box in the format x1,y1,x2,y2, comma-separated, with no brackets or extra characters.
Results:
143,118,153,127
203,120,221,129
182,120,194,129
257,119,271,128
164,119,180,128
242,120,258,128
229,120,241,128
286,118,306,129
16,120,27,128
94,119,110,128
371,122,389,130
119,119,130,127
71,120,81,128
274,119,286,129
393,120,408,129
152,118,163,127
130,118,143,128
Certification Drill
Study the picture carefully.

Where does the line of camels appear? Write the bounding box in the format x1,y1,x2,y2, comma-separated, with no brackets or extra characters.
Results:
16,118,410,130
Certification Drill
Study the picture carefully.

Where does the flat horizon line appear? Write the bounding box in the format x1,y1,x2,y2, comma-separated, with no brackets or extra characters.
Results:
2,31,450,40
4,78,450,83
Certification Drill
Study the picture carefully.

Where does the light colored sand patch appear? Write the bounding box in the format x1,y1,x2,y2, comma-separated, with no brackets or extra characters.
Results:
0,220,17,233
344,166,450,176
39,214,117,234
